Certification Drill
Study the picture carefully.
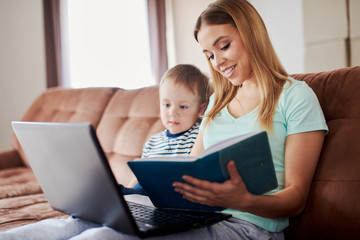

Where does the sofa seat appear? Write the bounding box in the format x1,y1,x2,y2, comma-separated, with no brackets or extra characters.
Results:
0,168,68,231
0,193,67,231
0,167,41,199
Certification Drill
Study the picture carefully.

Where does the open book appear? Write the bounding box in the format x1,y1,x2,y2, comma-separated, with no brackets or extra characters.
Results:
128,131,278,212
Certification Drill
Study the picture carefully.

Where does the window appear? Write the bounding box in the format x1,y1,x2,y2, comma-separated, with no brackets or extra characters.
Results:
62,0,154,89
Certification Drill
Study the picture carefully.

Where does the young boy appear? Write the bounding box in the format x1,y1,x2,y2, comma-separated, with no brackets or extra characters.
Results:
122,64,210,194
143,64,210,158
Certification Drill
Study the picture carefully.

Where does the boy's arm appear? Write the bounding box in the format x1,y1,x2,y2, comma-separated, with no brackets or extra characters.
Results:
119,184,147,195
127,137,151,188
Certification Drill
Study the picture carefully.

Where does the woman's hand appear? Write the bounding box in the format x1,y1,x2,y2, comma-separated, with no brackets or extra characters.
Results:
172,160,253,210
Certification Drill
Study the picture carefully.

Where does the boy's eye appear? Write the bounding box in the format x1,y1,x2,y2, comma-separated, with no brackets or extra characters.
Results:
164,103,170,108
180,105,188,109
221,43,230,50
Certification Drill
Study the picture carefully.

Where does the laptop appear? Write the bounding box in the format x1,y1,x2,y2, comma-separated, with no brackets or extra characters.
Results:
11,121,231,238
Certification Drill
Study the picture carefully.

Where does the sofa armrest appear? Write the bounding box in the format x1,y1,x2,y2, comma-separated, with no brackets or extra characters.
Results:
0,149,25,170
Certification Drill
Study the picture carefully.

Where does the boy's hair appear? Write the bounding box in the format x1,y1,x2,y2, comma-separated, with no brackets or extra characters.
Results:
160,64,210,104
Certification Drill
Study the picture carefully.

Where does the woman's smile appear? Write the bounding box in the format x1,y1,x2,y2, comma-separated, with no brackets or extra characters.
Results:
222,65,236,78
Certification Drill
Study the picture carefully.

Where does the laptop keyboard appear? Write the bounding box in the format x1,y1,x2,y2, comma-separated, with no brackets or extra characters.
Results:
128,201,193,227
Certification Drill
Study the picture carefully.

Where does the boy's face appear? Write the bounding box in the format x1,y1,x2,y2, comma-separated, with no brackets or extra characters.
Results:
160,81,206,134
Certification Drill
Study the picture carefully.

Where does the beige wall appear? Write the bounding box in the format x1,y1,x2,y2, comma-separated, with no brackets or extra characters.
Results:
250,0,305,74
303,0,348,73
165,0,213,76
0,0,46,151
350,0,360,66
252,0,349,73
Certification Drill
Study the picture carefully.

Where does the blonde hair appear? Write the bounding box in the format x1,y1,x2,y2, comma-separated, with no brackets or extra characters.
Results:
160,64,210,105
194,0,289,131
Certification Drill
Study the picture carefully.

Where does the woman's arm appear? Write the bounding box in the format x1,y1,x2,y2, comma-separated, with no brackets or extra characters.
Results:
173,130,325,218
189,131,204,157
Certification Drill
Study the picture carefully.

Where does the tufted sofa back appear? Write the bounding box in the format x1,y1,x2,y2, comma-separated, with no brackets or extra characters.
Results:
12,86,165,187
12,87,117,167
96,86,165,186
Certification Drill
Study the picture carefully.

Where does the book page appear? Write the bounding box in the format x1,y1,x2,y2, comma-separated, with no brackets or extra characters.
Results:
200,131,261,157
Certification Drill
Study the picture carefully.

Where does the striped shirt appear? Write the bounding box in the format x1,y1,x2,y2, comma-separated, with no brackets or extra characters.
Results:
141,122,200,158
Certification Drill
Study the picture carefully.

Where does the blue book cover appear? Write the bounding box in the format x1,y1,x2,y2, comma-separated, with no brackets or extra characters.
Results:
128,131,278,212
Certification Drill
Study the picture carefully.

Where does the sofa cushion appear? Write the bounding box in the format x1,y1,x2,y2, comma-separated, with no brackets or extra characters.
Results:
0,150,24,170
286,66,360,239
0,167,41,199
292,67,360,183
292,66,360,121
12,87,117,167
0,193,67,232
97,86,165,186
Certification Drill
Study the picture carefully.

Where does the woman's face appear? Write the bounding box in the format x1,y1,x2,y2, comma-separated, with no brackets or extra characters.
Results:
197,24,252,86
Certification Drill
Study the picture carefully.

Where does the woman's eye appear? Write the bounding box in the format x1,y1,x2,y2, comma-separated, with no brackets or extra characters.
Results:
221,43,230,50
207,54,214,61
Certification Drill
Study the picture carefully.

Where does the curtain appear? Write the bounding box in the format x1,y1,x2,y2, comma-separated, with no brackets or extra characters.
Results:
43,0,62,88
345,0,351,67
147,0,168,84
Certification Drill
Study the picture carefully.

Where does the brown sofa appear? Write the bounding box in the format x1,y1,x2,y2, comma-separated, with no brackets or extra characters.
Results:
0,66,359,239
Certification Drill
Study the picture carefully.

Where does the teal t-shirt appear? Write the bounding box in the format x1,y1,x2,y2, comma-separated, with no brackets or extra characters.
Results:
200,78,328,232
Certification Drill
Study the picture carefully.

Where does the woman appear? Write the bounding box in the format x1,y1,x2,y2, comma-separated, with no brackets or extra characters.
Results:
172,0,328,238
